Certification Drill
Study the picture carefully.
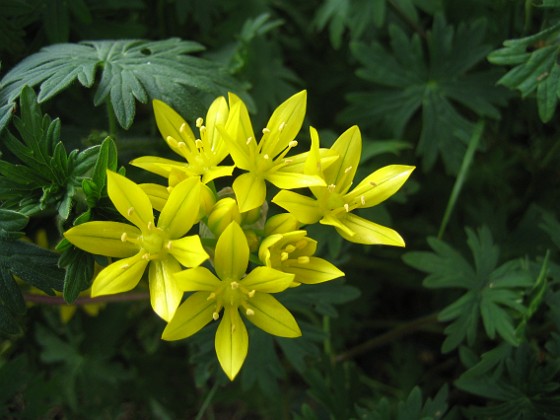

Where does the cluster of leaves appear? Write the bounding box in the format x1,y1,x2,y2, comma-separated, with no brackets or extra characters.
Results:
0,0,560,418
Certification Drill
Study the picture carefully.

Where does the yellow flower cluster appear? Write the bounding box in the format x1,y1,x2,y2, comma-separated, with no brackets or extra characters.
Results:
64,91,414,380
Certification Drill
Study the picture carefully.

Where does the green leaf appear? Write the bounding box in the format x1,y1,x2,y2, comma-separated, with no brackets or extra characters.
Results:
0,209,28,239
59,248,94,304
0,39,243,129
488,22,560,122
345,15,507,172
404,226,534,351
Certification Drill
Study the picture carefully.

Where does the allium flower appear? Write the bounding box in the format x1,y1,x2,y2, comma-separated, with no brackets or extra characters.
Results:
64,171,209,321
222,90,327,212
162,221,301,380
273,126,414,246
130,96,234,186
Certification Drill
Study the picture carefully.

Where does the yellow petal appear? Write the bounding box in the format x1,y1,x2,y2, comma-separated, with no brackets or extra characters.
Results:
227,93,256,147
139,183,169,212
129,156,189,178
272,190,323,225
345,165,415,208
158,177,201,238
201,165,235,185
263,90,307,158
64,221,140,258
244,293,301,337
174,266,221,292
107,170,154,230
263,213,300,236
169,235,209,268
215,307,248,381
161,291,215,340
148,258,183,321
214,221,248,281
91,252,148,297
153,99,196,156
323,126,361,194
283,257,344,284
205,96,230,162
233,172,266,213
266,170,326,190
242,266,294,293
335,213,405,246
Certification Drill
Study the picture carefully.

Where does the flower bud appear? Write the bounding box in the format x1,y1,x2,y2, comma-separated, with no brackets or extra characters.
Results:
264,213,300,236
207,197,241,237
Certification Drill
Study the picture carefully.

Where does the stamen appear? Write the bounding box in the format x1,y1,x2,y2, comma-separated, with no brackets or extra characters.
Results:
196,117,204,128
246,136,253,145
248,290,256,298
230,281,239,290
142,253,151,261
344,203,350,212
165,241,173,250
279,122,286,132
263,154,270,160
360,195,366,205
284,245,296,253
297,256,310,264
246,308,255,316
166,137,179,148
281,252,289,262
177,141,188,150
120,232,128,242
121,263,130,270
207,292,216,301
328,184,336,192
344,166,353,173
195,139,203,148
212,311,220,320
147,221,155,230
127,207,135,216
288,140,298,148
284,158,293,164
262,127,271,134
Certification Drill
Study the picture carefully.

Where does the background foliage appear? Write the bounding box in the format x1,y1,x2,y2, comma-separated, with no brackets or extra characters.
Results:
1,0,560,418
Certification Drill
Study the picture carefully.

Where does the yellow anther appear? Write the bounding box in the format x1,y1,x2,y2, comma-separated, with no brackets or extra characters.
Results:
207,292,216,301
127,207,135,216
344,203,350,212
246,136,253,145
248,290,256,298
195,139,203,148
263,154,270,160
297,256,310,264
246,308,255,316
120,232,128,242
177,141,187,149
284,244,296,253
121,263,130,270
281,252,289,262
196,117,204,128
147,221,155,230
142,253,151,261
212,311,220,320
262,127,271,134
328,184,336,192
166,241,173,250
166,136,179,148
230,281,239,290
344,166,353,173
289,140,298,148
360,195,366,205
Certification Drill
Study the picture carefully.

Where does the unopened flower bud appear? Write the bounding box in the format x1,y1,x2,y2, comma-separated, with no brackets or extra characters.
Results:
207,197,241,237
264,213,300,236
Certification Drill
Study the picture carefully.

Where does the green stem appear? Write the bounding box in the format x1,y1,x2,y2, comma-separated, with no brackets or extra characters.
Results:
334,312,439,363
106,99,118,137
438,121,484,239
524,0,533,35
323,315,332,360
194,381,219,420
24,292,149,305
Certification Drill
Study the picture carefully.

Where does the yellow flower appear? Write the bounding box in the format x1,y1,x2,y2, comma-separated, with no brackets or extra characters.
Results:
64,171,209,321
273,126,415,246
222,90,327,212
162,221,300,380
130,96,234,185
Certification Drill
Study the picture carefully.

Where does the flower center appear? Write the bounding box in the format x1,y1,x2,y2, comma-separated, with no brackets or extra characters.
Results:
208,279,257,320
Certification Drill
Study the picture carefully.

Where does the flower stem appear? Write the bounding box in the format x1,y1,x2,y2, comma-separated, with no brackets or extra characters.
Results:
334,312,439,363
24,292,149,305
106,99,118,137
323,315,332,360
194,381,219,420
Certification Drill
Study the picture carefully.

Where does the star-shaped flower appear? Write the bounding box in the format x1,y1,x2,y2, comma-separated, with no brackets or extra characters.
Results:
130,96,234,186
64,171,209,321
273,126,414,245
162,221,301,380
222,90,327,212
